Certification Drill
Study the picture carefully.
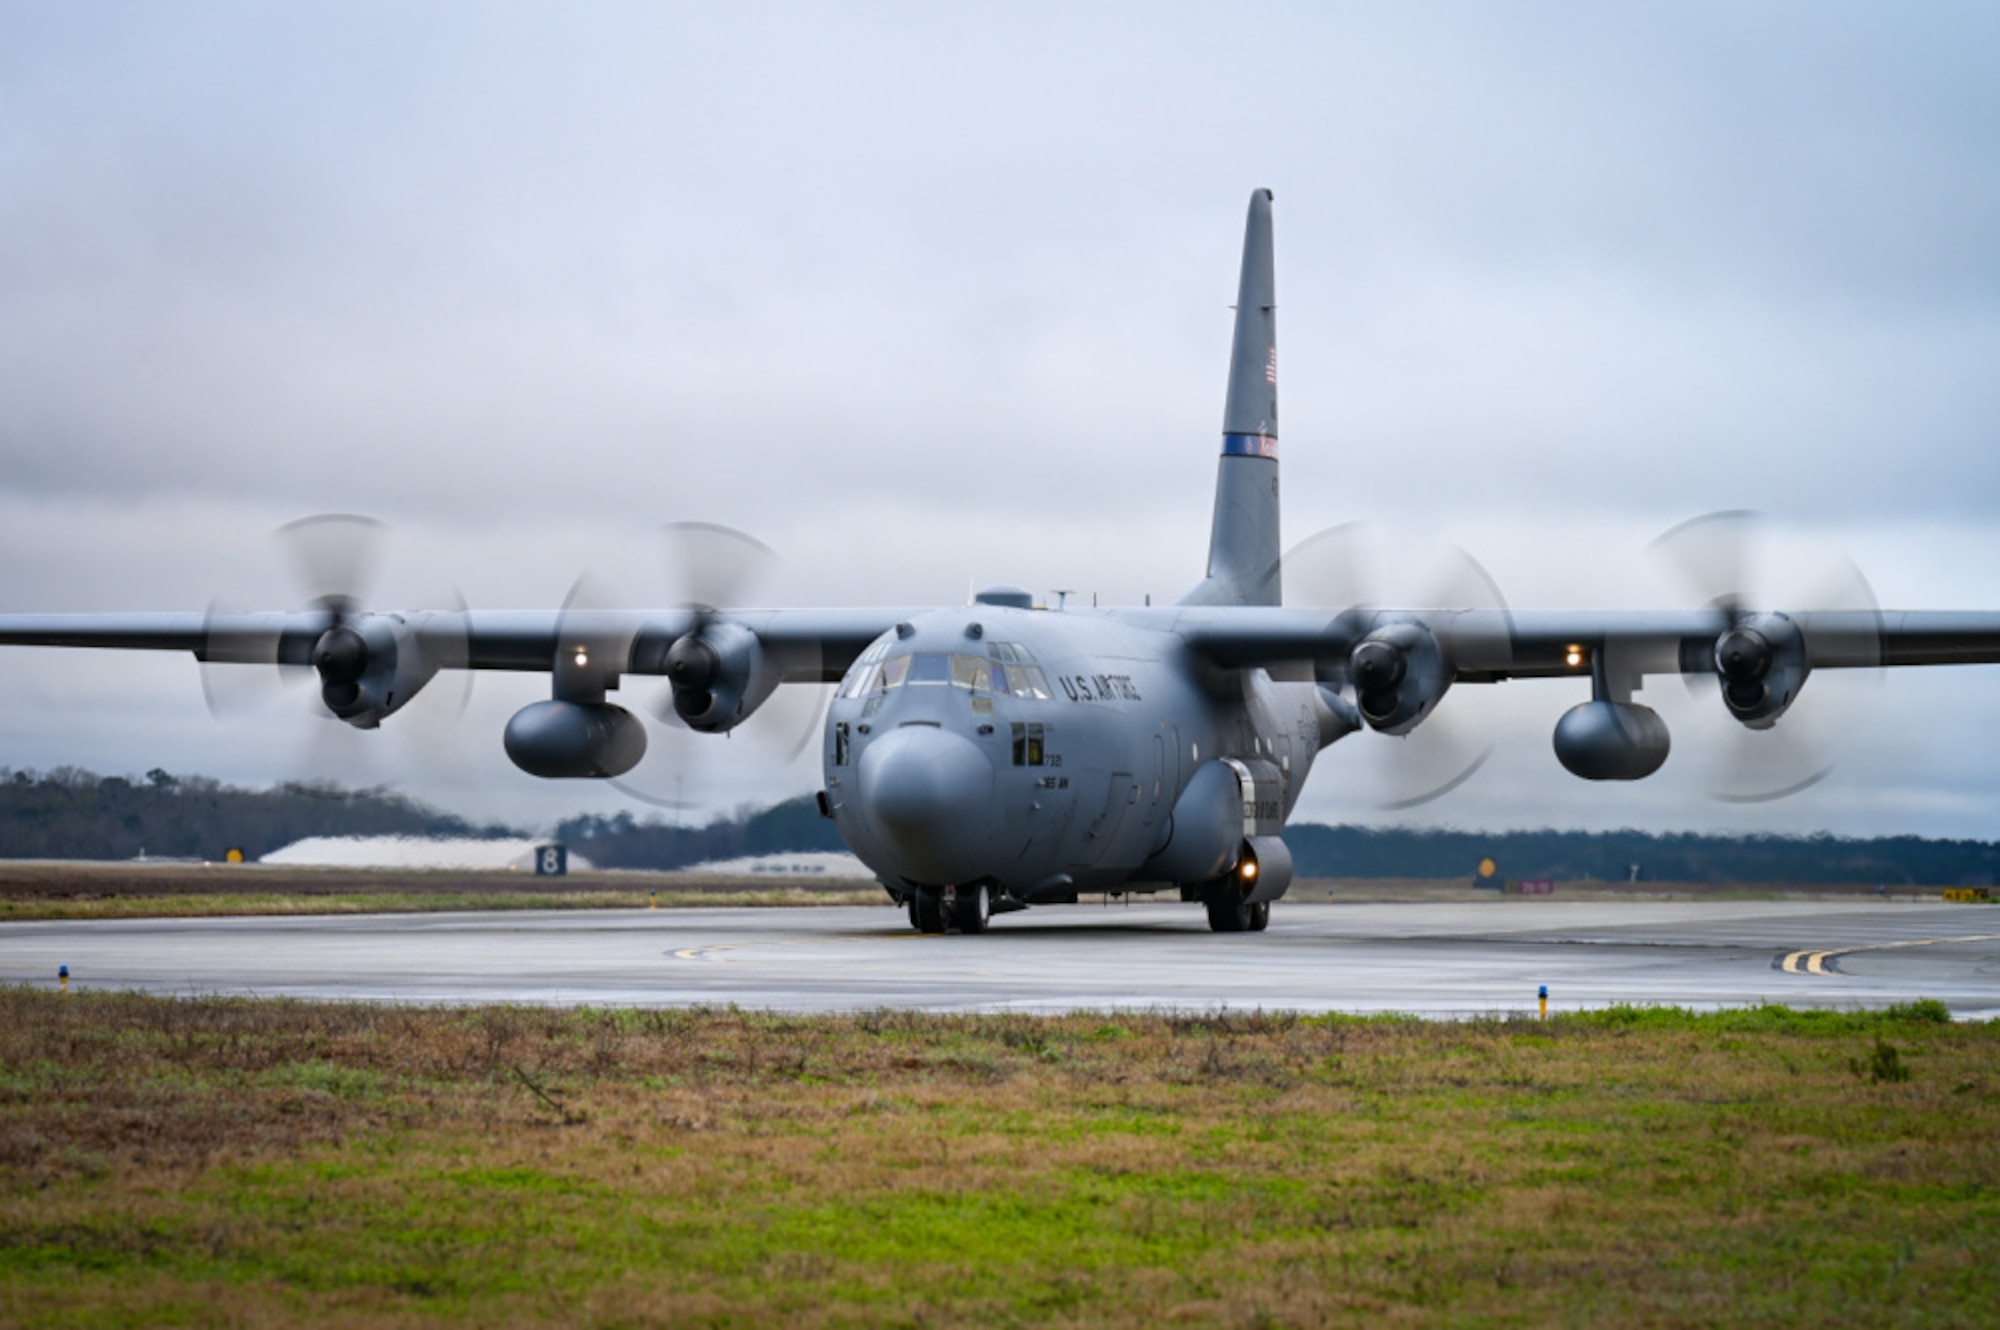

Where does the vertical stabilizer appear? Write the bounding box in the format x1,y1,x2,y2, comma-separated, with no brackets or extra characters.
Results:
1182,189,1280,607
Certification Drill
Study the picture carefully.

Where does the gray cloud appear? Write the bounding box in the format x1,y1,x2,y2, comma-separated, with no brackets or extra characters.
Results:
3,2,1998,833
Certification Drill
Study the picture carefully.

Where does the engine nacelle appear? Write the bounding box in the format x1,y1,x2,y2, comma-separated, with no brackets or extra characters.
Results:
1712,613,1807,730
1143,761,1293,905
312,613,439,729
503,700,648,778
1142,759,1243,883
1235,835,1293,905
663,620,776,732
1553,700,1671,781
1349,620,1450,736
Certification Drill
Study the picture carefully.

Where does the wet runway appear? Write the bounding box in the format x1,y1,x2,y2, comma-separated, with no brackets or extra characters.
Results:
6,900,1999,1017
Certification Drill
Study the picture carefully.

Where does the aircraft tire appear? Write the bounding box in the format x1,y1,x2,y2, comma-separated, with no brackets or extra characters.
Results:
910,889,947,934
1204,892,1252,933
1247,900,1270,931
949,883,991,934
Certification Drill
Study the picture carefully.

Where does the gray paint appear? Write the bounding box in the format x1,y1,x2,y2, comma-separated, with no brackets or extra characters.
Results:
1184,456,1283,608
1221,189,1278,442
1184,189,1282,609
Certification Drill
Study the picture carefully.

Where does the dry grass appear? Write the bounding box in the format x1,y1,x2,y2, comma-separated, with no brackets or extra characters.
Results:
1,992,1994,1327
2,860,1943,922
0,862,884,920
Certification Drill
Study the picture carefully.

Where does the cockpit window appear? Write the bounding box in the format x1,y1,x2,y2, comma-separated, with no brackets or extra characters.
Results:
1003,664,1052,700
837,633,897,699
951,655,993,691
904,653,952,685
837,644,1051,701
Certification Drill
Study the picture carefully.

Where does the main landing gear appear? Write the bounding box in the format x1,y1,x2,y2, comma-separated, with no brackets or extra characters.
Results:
908,883,990,935
1202,887,1269,933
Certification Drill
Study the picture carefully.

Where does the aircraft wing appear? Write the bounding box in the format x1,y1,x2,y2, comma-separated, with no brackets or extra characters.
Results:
1174,607,2000,679
0,608,909,681
0,614,217,654
13,605,2000,682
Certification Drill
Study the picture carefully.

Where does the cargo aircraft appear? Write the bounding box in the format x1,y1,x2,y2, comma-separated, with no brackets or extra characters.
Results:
6,191,2000,934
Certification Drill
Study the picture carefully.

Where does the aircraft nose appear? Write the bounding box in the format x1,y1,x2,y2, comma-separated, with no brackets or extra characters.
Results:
857,723,994,883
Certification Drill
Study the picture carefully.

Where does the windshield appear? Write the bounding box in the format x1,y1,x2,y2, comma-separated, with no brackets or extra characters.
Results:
839,649,1052,701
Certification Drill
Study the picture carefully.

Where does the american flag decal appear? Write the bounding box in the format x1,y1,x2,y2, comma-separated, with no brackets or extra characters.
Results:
1265,346,1277,385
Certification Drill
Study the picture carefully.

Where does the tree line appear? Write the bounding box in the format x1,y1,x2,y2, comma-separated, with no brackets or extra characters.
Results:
1281,823,2000,886
552,799,844,870
560,801,2000,885
0,767,513,862
4,766,1997,885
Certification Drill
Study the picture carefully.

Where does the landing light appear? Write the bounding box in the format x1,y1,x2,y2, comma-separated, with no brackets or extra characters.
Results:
573,647,589,668
1565,645,1585,669
1239,857,1259,882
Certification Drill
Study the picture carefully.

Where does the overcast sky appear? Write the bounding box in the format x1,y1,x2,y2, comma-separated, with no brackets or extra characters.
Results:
3,2,1998,839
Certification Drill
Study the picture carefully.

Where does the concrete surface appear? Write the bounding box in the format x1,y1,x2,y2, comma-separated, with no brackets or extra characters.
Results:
6,899,1999,1017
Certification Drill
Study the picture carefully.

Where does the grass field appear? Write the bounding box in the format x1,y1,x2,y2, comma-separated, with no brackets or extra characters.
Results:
0,861,884,920
1,990,1994,1327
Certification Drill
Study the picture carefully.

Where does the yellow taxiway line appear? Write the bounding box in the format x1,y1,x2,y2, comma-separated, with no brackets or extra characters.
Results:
1780,933,2000,977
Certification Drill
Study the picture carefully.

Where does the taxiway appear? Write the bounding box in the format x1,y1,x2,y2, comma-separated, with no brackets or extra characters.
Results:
6,900,1998,1017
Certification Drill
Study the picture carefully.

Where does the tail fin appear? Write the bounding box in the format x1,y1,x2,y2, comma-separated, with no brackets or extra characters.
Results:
1182,188,1280,607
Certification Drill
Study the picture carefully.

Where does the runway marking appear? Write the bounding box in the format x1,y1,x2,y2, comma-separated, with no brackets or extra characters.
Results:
674,931,925,962
1779,933,2000,977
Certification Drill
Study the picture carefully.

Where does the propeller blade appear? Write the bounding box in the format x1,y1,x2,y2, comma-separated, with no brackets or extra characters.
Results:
769,684,833,764
199,597,298,718
276,514,386,614
293,710,396,792
1648,511,1884,802
1650,509,1760,618
199,515,476,790
1283,521,1509,810
663,521,777,613
575,523,821,814
380,588,477,776
1372,720,1495,811
555,571,643,682
419,587,476,721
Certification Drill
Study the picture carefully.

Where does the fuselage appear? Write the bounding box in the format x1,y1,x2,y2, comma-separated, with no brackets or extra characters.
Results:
822,601,1326,901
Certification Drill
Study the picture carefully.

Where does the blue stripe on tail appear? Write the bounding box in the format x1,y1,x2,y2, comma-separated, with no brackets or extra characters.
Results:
1222,433,1279,459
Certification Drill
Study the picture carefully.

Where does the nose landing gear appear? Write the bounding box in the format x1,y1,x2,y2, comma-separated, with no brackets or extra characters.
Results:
908,883,991,934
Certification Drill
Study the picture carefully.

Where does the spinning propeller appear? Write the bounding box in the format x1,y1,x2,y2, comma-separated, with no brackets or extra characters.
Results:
1284,521,1513,809
557,521,827,812
200,514,471,786
1650,510,1883,803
